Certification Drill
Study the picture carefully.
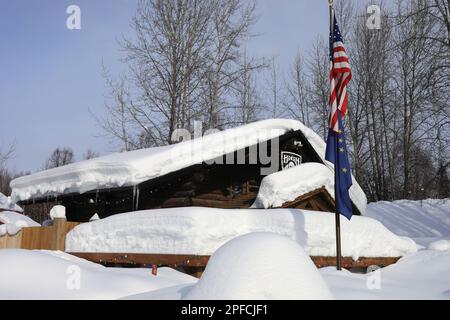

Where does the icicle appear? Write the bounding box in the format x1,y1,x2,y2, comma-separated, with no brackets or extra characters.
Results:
135,186,140,210
132,185,137,210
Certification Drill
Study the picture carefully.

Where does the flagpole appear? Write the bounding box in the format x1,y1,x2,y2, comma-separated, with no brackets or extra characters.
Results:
328,0,342,271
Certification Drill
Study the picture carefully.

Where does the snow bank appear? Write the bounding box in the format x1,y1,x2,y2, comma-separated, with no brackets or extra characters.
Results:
0,249,197,300
321,249,450,299
10,119,366,214
253,163,334,208
366,198,450,246
0,211,40,236
66,207,416,258
428,240,450,251
0,192,22,212
185,232,333,300
49,205,66,220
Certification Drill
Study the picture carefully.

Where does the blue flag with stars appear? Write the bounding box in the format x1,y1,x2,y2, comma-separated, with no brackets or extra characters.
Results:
325,112,353,220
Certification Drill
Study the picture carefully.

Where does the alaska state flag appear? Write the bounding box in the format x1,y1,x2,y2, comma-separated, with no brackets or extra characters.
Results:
325,112,353,220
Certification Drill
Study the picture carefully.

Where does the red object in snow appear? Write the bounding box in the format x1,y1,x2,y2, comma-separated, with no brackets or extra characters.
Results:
151,265,158,276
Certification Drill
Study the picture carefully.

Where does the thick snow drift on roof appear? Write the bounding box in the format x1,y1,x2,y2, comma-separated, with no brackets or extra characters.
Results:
66,207,416,258
253,163,366,215
185,232,333,300
0,249,196,299
0,211,40,236
10,119,367,212
0,192,22,212
253,163,334,209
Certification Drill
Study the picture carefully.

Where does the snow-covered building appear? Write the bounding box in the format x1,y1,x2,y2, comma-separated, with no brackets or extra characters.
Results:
11,119,366,222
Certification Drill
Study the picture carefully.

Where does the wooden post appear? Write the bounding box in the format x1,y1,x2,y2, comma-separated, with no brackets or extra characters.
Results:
52,218,67,251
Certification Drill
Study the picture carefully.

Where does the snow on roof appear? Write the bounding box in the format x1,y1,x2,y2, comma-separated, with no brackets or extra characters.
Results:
66,207,417,258
10,119,367,211
252,163,367,215
0,192,22,212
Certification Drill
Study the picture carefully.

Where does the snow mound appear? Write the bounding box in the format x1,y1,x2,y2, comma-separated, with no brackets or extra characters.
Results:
10,119,366,212
66,207,416,258
0,192,22,212
50,205,66,220
321,250,450,299
185,232,333,300
0,249,196,300
366,198,450,247
0,211,40,236
428,240,450,252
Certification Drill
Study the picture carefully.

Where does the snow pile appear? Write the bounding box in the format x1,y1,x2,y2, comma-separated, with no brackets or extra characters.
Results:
0,211,40,236
0,192,22,212
428,240,450,252
0,249,197,300
66,207,416,258
10,119,366,213
321,250,450,299
49,205,66,220
185,233,333,300
253,163,334,208
366,198,450,247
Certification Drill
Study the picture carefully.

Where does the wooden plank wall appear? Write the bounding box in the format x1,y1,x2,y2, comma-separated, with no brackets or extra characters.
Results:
0,219,80,251
0,232,22,249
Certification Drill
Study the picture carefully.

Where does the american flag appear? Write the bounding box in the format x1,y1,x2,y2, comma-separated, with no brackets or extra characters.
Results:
328,15,352,132
325,15,353,220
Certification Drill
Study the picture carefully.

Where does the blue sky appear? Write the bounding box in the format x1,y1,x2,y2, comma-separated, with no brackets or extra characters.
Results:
1,0,332,172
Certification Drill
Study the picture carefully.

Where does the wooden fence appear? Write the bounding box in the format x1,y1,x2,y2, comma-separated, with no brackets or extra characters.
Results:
0,218,80,251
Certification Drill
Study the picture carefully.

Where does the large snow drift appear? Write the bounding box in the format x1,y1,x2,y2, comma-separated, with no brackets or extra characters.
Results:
10,119,366,214
0,192,22,212
185,232,333,300
66,207,416,258
321,249,450,300
366,198,450,247
0,211,40,236
0,249,196,300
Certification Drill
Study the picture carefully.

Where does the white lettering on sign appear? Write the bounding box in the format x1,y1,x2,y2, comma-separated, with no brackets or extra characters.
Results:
281,151,302,170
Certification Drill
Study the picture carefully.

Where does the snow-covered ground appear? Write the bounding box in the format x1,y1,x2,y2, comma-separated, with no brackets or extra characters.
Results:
0,249,197,300
366,198,450,248
66,207,416,258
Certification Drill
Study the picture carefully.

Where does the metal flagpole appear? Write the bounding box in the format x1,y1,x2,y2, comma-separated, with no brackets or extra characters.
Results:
328,0,342,271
